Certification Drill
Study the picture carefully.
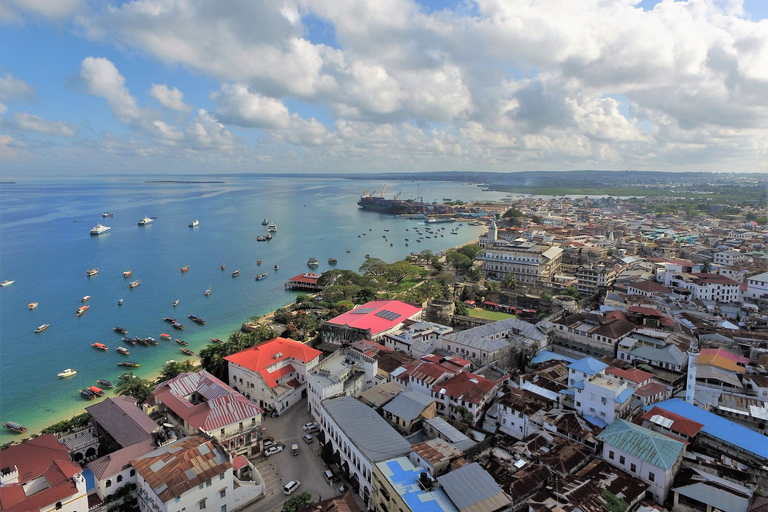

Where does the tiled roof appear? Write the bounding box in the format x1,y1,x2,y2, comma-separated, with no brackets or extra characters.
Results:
225,337,322,370
86,395,158,448
326,300,422,335
433,372,501,406
87,440,157,480
596,419,685,470
0,434,78,484
606,366,654,384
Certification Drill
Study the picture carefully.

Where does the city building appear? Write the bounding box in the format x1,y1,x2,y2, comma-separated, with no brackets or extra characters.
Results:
554,312,636,357
576,262,618,295
381,390,437,434
321,300,423,347
371,457,459,512
432,371,507,426
436,463,511,512
743,271,768,301
480,240,563,285
307,347,379,418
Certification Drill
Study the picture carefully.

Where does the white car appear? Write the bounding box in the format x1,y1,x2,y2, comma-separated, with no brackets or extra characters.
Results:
302,422,319,433
265,445,284,457
283,480,300,495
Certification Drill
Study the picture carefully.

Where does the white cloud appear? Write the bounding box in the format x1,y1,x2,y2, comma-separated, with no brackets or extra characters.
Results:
13,112,79,137
79,57,144,121
0,0,82,22
187,109,237,150
213,84,291,129
0,73,34,102
149,84,191,112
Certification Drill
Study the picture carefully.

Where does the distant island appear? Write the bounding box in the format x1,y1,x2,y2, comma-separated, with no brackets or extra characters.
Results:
145,180,224,184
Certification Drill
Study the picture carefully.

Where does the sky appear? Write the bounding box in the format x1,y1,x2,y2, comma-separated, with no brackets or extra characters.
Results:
0,0,767,176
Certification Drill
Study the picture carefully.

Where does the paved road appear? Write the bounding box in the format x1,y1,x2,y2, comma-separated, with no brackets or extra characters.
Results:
244,399,343,512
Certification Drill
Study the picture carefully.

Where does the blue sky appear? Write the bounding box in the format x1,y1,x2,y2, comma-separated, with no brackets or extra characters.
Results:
1,0,767,175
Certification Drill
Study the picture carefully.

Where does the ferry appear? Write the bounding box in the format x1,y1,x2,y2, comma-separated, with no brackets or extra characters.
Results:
87,268,99,277
181,265,189,273
88,386,105,397
307,257,319,268
123,270,132,278
267,223,277,232
173,299,179,307
113,326,128,334
77,305,89,316
28,302,38,309
3,421,26,434
255,273,268,281
138,216,153,226
0,280,14,286
92,342,108,351
35,323,50,333
189,219,199,228
179,347,195,356
175,338,189,346
232,269,240,277
80,388,97,400
82,295,91,302
129,279,140,288
97,379,114,388
116,346,130,355
58,368,77,378
117,361,140,368
90,223,111,235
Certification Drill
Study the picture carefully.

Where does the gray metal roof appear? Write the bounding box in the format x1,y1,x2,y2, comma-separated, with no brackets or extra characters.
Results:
324,396,411,462
86,395,158,448
382,391,436,421
424,417,475,452
441,318,546,351
630,343,685,366
437,462,510,512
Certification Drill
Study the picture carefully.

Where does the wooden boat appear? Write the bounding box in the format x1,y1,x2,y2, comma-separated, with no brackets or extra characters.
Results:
172,299,179,307
89,385,105,397
307,257,319,268
262,218,268,225
211,338,224,345
3,421,26,434
28,302,38,309
160,333,171,340
113,326,128,334
172,322,184,330
123,270,132,278
116,346,130,355
163,317,176,323
87,268,99,277
256,259,262,265
118,299,124,305
346,248,351,253
256,236,267,242
179,347,195,356
97,379,114,388
117,361,140,368
58,368,77,378
80,388,97,400
274,265,279,270
77,305,89,316
365,254,370,258
82,295,91,302
232,270,240,277
181,265,189,273
221,264,225,270
328,258,337,265
35,323,50,333
188,314,206,325
146,337,158,345
175,338,189,346
92,342,108,351
255,273,268,281
204,285,211,296
129,279,140,288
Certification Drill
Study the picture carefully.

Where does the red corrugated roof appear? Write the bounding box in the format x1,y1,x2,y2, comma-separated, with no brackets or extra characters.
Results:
606,366,654,384
640,406,704,438
326,300,422,335
433,372,501,405
287,273,321,284
232,455,249,471
225,337,322,371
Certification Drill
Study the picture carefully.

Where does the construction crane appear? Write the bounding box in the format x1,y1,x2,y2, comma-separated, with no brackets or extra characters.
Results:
381,185,386,198
394,192,401,200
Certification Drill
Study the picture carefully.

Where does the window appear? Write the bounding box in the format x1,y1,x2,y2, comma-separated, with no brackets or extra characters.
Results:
176,497,181,503
117,475,123,483
219,473,225,480
130,469,136,477
648,472,655,482
619,456,625,465
106,479,112,488
206,479,212,487
608,451,614,460
601,397,607,405
219,489,226,498
221,507,227,512
199,499,207,510
56,503,62,510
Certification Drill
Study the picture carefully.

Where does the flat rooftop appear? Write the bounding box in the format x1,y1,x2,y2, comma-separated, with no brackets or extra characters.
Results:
376,457,458,512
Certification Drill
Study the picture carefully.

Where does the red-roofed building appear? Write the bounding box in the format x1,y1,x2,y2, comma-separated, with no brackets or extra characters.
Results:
284,273,322,291
638,407,704,442
0,435,88,512
432,371,508,426
151,370,264,456
225,337,322,415
698,348,749,373
320,300,422,347
606,367,655,389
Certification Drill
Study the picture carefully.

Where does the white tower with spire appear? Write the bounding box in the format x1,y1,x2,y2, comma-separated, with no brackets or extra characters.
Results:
490,220,498,243
685,338,700,405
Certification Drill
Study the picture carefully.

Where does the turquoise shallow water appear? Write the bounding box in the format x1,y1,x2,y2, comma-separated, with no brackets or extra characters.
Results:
0,175,503,440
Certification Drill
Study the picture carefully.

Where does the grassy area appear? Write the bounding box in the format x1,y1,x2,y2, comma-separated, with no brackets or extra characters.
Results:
467,308,515,321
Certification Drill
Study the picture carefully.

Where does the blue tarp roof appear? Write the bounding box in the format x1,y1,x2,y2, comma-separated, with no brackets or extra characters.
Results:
532,350,576,365
568,357,608,376
645,399,768,462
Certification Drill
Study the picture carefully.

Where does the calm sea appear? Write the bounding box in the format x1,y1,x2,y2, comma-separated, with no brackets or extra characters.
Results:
0,175,505,441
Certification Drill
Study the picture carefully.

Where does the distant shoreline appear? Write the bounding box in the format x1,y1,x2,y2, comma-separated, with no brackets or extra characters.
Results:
145,180,225,184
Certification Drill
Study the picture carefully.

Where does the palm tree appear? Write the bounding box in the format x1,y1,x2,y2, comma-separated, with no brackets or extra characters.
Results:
157,360,196,384
701,260,713,273
114,372,153,403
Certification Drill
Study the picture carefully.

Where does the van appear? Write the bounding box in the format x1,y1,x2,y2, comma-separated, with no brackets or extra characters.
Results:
283,480,300,495
323,469,334,482
291,443,299,455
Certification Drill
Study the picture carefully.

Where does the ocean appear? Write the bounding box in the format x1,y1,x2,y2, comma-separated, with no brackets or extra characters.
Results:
0,175,505,441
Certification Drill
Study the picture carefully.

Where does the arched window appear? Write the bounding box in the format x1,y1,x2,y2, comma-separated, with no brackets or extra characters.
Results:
106,479,112,488
130,469,136,477
56,503,62,510
117,475,123,483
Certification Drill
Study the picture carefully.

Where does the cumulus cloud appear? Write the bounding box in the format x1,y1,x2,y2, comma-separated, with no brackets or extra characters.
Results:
0,73,35,103
0,0,82,22
187,109,238,150
149,84,191,112
79,57,144,121
13,112,79,137
213,84,291,129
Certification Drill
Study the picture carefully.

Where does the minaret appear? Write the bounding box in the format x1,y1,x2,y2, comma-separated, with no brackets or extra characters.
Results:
685,338,699,405
490,220,498,243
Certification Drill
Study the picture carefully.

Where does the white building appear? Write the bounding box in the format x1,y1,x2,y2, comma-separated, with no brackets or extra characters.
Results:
743,271,768,301
663,273,740,303
307,347,378,419
381,321,453,355
481,240,563,285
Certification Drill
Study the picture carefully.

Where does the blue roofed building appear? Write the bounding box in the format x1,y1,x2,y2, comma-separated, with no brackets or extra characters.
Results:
372,457,459,512
597,419,685,505
567,357,608,387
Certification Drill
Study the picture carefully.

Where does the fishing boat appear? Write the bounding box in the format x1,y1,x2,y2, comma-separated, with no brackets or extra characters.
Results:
58,368,77,378
255,273,268,281
204,285,212,296
175,338,189,346
232,270,240,277
97,379,114,388
103,212,114,218
116,346,130,355
80,388,97,400
179,347,195,356
188,314,206,325
87,268,99,277
89,386,105,397
172,322,184,330
3,421,26,434
274,265,279,270
307,257,319,268
267,223,277,232
90,223,111,235
173,299,179,307
28,302,38,309
77,305,89,316
346,248,351,253
82,295,91,302
117,361,140,368
138,216,153,226
365,253,370,258
160,333,171,340
266,233,272,240
118,298,124,305
221,264,225,270
211,338,224,344
1,280,14,286
146,337,158,345
35,323,50,333
181,265,189,273
163,317,176,323
189,219,199,228
92,342,108,351
256,236,267,242
257,259,262,265
129,279,140,288
262,218,268,225
123,270,132,278
113,326,128,334
328,258,337,265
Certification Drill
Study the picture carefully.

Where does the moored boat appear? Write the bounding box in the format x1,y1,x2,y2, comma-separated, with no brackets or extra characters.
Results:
274,265,279,270
89,386,105,397
211,338,224,344
1,280,15,286
82,295,91,302
175,338,189,346
2,421,26,434
189,219,199,228
97,379,114,388
267,223,277,232
232,270,240,277
90,224,111,236
307,257,319,268
118,299,124,305
204,285,211,296
87,268,99,277
163,317,176,323
123,270,132,278
328,258,337,265
256,236,267,242
262,218,268,225
116,346,130,355
103,212,114,218
117,361,140,368
188,314,206,325
346,248,351,253
256,259,262,265
266,233,272,240
179,347,195,356
138,216,153,226
80,388,97,400
221,264,225,270
77,305,89,316
113,326,128,334
58,368,77,378
172,322,184,330
255,273,268,281
35,323,49,333
160,333,171,340
173,299,179,307
181,265,189,272
92,342,108,350
28,302,38,309
129,279,140,288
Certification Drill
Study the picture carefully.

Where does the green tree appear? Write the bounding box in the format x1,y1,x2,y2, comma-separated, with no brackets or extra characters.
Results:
455,405,474,423
541,292,553,302
502,208,524,220
454,300,468,316
562,286,581,299
457,244,483,260
384,260,422,284
273,308,293,324
114,372,153,403
501,273,517,289
486,281,500,292
282,492,314,512
157,360,196,384
466,266,484,282
359,257,389,277
701,260,713,273
745,212,757,221
445,250,473,273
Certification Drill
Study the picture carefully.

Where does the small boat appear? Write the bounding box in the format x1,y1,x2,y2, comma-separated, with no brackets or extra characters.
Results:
160,333,171,340
3,421,26,434
123,337,136,345
58,368,77,378
179,347,195,356
87,268,99,277
266,233,272,240
138,216,153,226
163,317,176,323
267,223,277,232
232,270,240,277
188,314,206,325
80,389,97,400
118,299,124,305
129,279,140,288
221,264,225,270
1,280,14,286
97,379,115,388
90,224,111,235
92,342,108,351
123,270,132,278
181,265,189,272
175,338,189,346
257,259,262,265
116,346,130,355
113,326,128,334
211,338,224,344
28,302,38,309
172,299,179,307
77,305,89,316
35,323,50,333
117,361,140,368
103,212,114,218
189,219,199,228
346,248,351,253
82,295,91,302
256,236,267,242
262,218,268,225
365,253,370,258
274,265,279,270
172,322,184,330
89,386,105,397
204,285,211,296
255,273,268,281
328,258,337,265
307,257,319,268
146,336,158,345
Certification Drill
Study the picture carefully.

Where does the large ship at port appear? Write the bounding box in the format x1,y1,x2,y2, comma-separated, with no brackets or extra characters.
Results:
357,186,427,215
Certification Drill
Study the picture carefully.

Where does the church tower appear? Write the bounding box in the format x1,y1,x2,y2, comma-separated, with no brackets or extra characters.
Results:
685,338,699,405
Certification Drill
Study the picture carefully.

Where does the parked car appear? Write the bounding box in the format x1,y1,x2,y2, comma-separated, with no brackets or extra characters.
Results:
283,480,300,495
303,421,319,433
323,469,334,482
303,434,313,444
263,437,276,448
265,445,284,457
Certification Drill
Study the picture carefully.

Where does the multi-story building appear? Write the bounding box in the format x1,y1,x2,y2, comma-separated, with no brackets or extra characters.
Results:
663,273,740,303
225,336,322,414
381,321,453,355
744,271,768,301
554,312,636,357
480,240,563,285
576,263,618,295
307,347,378,419
320,300,423,347
372,457,459,512
713,249,747,267
431,371,507,426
